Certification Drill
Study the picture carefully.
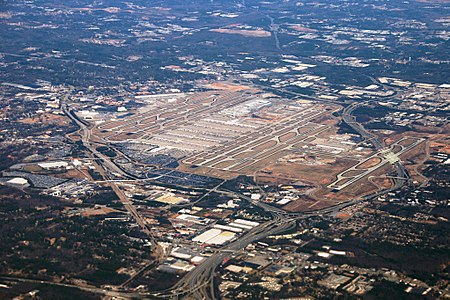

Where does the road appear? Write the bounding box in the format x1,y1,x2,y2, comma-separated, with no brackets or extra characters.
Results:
153,216,296,299
341,101,411,191
63,104,162,254
0,276,142,299
168,92,409,299
151,186,376,300
58,87,414,299
342,101,383,150
267,15,281,51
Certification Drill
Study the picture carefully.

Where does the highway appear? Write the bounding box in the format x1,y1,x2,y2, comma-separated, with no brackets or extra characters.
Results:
165,98,415,300
0,275,143,299
328,137,423,191
58,89,415,300
150,181,396,300
150,184,376,300
340,101,413,191
153,216,296,299
267,15,281,51
63,104,162,254
341,101,383,150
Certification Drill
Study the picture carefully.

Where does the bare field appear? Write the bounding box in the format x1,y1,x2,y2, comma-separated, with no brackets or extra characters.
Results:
210,28,271,37
82,207,120,217
203,82,254,91
83,88,418,212
284,197,337,212
429,140,450,154
356,157,382,169
371,177,394,190
341,169,367,177
262,158,357,186
279,132,296,142
342,164,394,197
289,24,317,32
253,140,278,151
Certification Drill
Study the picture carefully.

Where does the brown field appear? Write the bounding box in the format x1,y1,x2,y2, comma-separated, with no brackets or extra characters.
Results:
283,196,316,211
284,197,337,212
313,189,354,202
232,151,257,160
160,111,177,119
56,168,93,181
335,213,351,219
402,142,427,163
343,164,394,197
332,178,353,187
302,136,316,143
212,160,236,169
111,132,143,141
341,169,366,177
254,174,297,185
279,132,296,142
235,150,292,173
197,167,241,180
66,132,82,142
400,141,429,184
289,24,317,32
140,116,158,124
398,140,426,161
430,140,450,154
17,117,40,124
203,82,253,91
82,207,120,217
252,140,278,151
262,158,357,186
210,28,271,37
18,114,70,126
356,157,382,169
177,163,239,180
22,165,44,172
315,126,338,138
370,177,394,190
398,138,416,147
391,144,403,154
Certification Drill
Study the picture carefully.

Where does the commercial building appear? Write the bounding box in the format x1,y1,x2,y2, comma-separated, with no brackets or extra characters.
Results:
192,229,222,243
38,161,69,170
192,228,236,245
6,177,29,188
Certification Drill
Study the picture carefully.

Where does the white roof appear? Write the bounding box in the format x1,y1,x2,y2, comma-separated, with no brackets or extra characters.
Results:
7,177,28,185
176,214,200,221
234,219,259,227
190,256,206,264
251,193,261,200
206,231,236,245
214,224,243,233
225,265,243,273
192,229,222,243
169,261,195,272
228,222,253,230
192,229,236,245
170,248,192,260
317,252,331,258
276,198,291,205
38,161,68,168
329,250,346,256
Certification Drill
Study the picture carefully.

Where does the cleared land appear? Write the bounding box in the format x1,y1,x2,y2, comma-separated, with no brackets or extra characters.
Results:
82,89,428,212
